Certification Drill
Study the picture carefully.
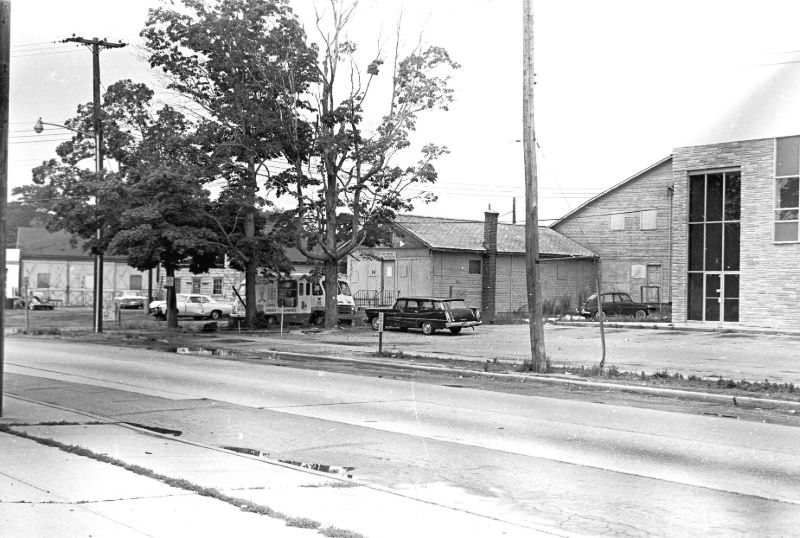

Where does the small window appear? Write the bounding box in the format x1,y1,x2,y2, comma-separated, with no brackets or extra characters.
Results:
192,277,202,294
609,213,625,231
36,273,50,288
212,278,223,295
468,260,481,274
640,209,657,230
312,282,323,296
129,275,143,290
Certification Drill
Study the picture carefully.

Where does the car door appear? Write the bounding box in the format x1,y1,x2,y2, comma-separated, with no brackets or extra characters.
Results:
186,295,203,316
602,294,618,316
418,300,439,329
402,299,420,328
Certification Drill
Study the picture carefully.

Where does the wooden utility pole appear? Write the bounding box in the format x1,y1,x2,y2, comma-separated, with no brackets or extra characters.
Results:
0,0,9,416
63,36,126,333
523,0,547,372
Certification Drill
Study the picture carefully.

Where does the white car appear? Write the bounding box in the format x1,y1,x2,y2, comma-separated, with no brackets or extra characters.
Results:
149,294,233,320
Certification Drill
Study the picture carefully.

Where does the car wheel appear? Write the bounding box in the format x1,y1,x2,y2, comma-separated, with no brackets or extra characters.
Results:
370,317,380,331
265,316,279,328
311,313,325,326
594,311,607,322
449,327,462,335
209,310,222,320
634,309,648,321
421,321,434,335
155,310,166,321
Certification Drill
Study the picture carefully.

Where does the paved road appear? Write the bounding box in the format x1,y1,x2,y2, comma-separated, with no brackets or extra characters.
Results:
5,338,800,537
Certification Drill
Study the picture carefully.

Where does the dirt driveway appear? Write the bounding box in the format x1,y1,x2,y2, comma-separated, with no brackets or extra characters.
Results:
258,323,800,386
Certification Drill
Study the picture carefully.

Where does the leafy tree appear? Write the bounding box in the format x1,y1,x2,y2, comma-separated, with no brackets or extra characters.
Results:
141,0,318,327
277,1,460,327
14,80,224,328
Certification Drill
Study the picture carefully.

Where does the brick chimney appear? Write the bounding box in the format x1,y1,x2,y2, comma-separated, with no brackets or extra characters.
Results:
482,210,499,322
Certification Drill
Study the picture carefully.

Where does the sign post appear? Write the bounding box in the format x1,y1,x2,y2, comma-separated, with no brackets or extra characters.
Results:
377,312,384,354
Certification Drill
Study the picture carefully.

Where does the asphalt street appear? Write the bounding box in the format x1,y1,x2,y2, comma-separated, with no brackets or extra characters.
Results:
4,337,800,537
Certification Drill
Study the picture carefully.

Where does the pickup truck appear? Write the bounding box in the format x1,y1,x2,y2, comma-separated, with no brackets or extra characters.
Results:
149,294,233,320
365,297,481,335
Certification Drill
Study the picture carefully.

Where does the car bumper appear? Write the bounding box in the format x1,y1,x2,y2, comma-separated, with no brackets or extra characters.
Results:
446,320,481,328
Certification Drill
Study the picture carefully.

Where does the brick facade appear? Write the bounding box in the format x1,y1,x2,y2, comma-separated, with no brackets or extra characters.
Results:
672,137,800,329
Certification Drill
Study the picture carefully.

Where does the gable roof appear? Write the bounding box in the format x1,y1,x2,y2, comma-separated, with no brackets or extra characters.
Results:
551,155,673,228
16,227,127,260
393,215,596,258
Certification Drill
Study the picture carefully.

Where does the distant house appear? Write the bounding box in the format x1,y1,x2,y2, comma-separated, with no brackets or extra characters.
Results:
551,156,674,309
348,213,597,320
16,227,149,306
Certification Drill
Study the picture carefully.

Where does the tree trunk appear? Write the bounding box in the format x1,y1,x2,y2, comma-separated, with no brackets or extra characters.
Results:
324,258,338,329
166,264,178,329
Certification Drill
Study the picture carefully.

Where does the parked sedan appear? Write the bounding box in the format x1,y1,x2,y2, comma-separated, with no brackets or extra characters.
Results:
116,293,146,309
365,297,481,335
579,292,658,321
149,294,233,320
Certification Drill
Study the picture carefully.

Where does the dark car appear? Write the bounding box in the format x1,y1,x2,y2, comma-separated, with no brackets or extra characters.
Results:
365,297,481,335
579,292,658,321
117,293,146,309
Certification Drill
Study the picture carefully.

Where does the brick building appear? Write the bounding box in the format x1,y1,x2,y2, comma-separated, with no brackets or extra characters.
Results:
672,136,800,329
348,213,597,321
554,134,800,329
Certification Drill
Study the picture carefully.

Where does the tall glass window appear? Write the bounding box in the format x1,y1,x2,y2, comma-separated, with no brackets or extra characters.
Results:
775,136,800,242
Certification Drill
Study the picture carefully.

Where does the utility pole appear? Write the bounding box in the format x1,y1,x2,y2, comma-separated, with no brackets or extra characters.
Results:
523,0,547,372
63,36,126,333
0,0,9,416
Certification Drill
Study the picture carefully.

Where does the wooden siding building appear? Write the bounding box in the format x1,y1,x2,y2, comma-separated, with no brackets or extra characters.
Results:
16,227,150,306
552,157,675,309
348,213,597,320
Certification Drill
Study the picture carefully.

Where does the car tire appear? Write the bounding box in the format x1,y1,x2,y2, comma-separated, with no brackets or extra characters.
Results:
449,327,462,335
634,309,648,321
421,321,434,335
209,310,222,320
155,310,166,321
265,316,279,328
370,317,380,331
311,313,325,326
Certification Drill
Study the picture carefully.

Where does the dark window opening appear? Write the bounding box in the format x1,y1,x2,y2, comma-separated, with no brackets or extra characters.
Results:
468,260,481,274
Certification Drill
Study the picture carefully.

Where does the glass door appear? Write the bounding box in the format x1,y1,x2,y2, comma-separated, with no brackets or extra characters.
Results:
687,170,740,322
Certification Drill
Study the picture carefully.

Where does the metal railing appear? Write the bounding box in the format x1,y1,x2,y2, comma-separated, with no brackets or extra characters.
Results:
353,289,397,308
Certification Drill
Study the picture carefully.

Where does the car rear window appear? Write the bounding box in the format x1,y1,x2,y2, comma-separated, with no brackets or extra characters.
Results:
445,300,469,310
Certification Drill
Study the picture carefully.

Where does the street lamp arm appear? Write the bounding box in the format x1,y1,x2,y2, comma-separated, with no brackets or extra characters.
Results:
33,117,92,137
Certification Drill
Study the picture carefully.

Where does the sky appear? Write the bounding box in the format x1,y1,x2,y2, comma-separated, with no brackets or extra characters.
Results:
10,0,800,225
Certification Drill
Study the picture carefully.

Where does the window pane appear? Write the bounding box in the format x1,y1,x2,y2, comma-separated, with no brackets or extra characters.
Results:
776,177,799,209
775,221,799,242
688,273,703,320
609,213,625,230
776,136,800,176
724,223,740,271
724,299,739,322
706,173,723,221
705,274,721,322
777,209,799,220
724,171,740,221
724,274,739,298
640,209,657,230
36,273,50,288
705,223,722,270
689,175,705,222
129,275,142,290
468,260,481,274
689,224,704,271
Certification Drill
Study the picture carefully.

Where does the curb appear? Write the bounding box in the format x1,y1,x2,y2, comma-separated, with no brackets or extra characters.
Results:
226,347,800,412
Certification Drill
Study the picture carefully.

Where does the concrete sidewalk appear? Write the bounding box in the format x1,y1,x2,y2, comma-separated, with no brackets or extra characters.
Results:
0,395,566,538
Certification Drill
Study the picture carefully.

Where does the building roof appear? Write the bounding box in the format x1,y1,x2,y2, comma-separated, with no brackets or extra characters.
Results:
394,215,596,258
16,227,127,261
550,155,673,228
